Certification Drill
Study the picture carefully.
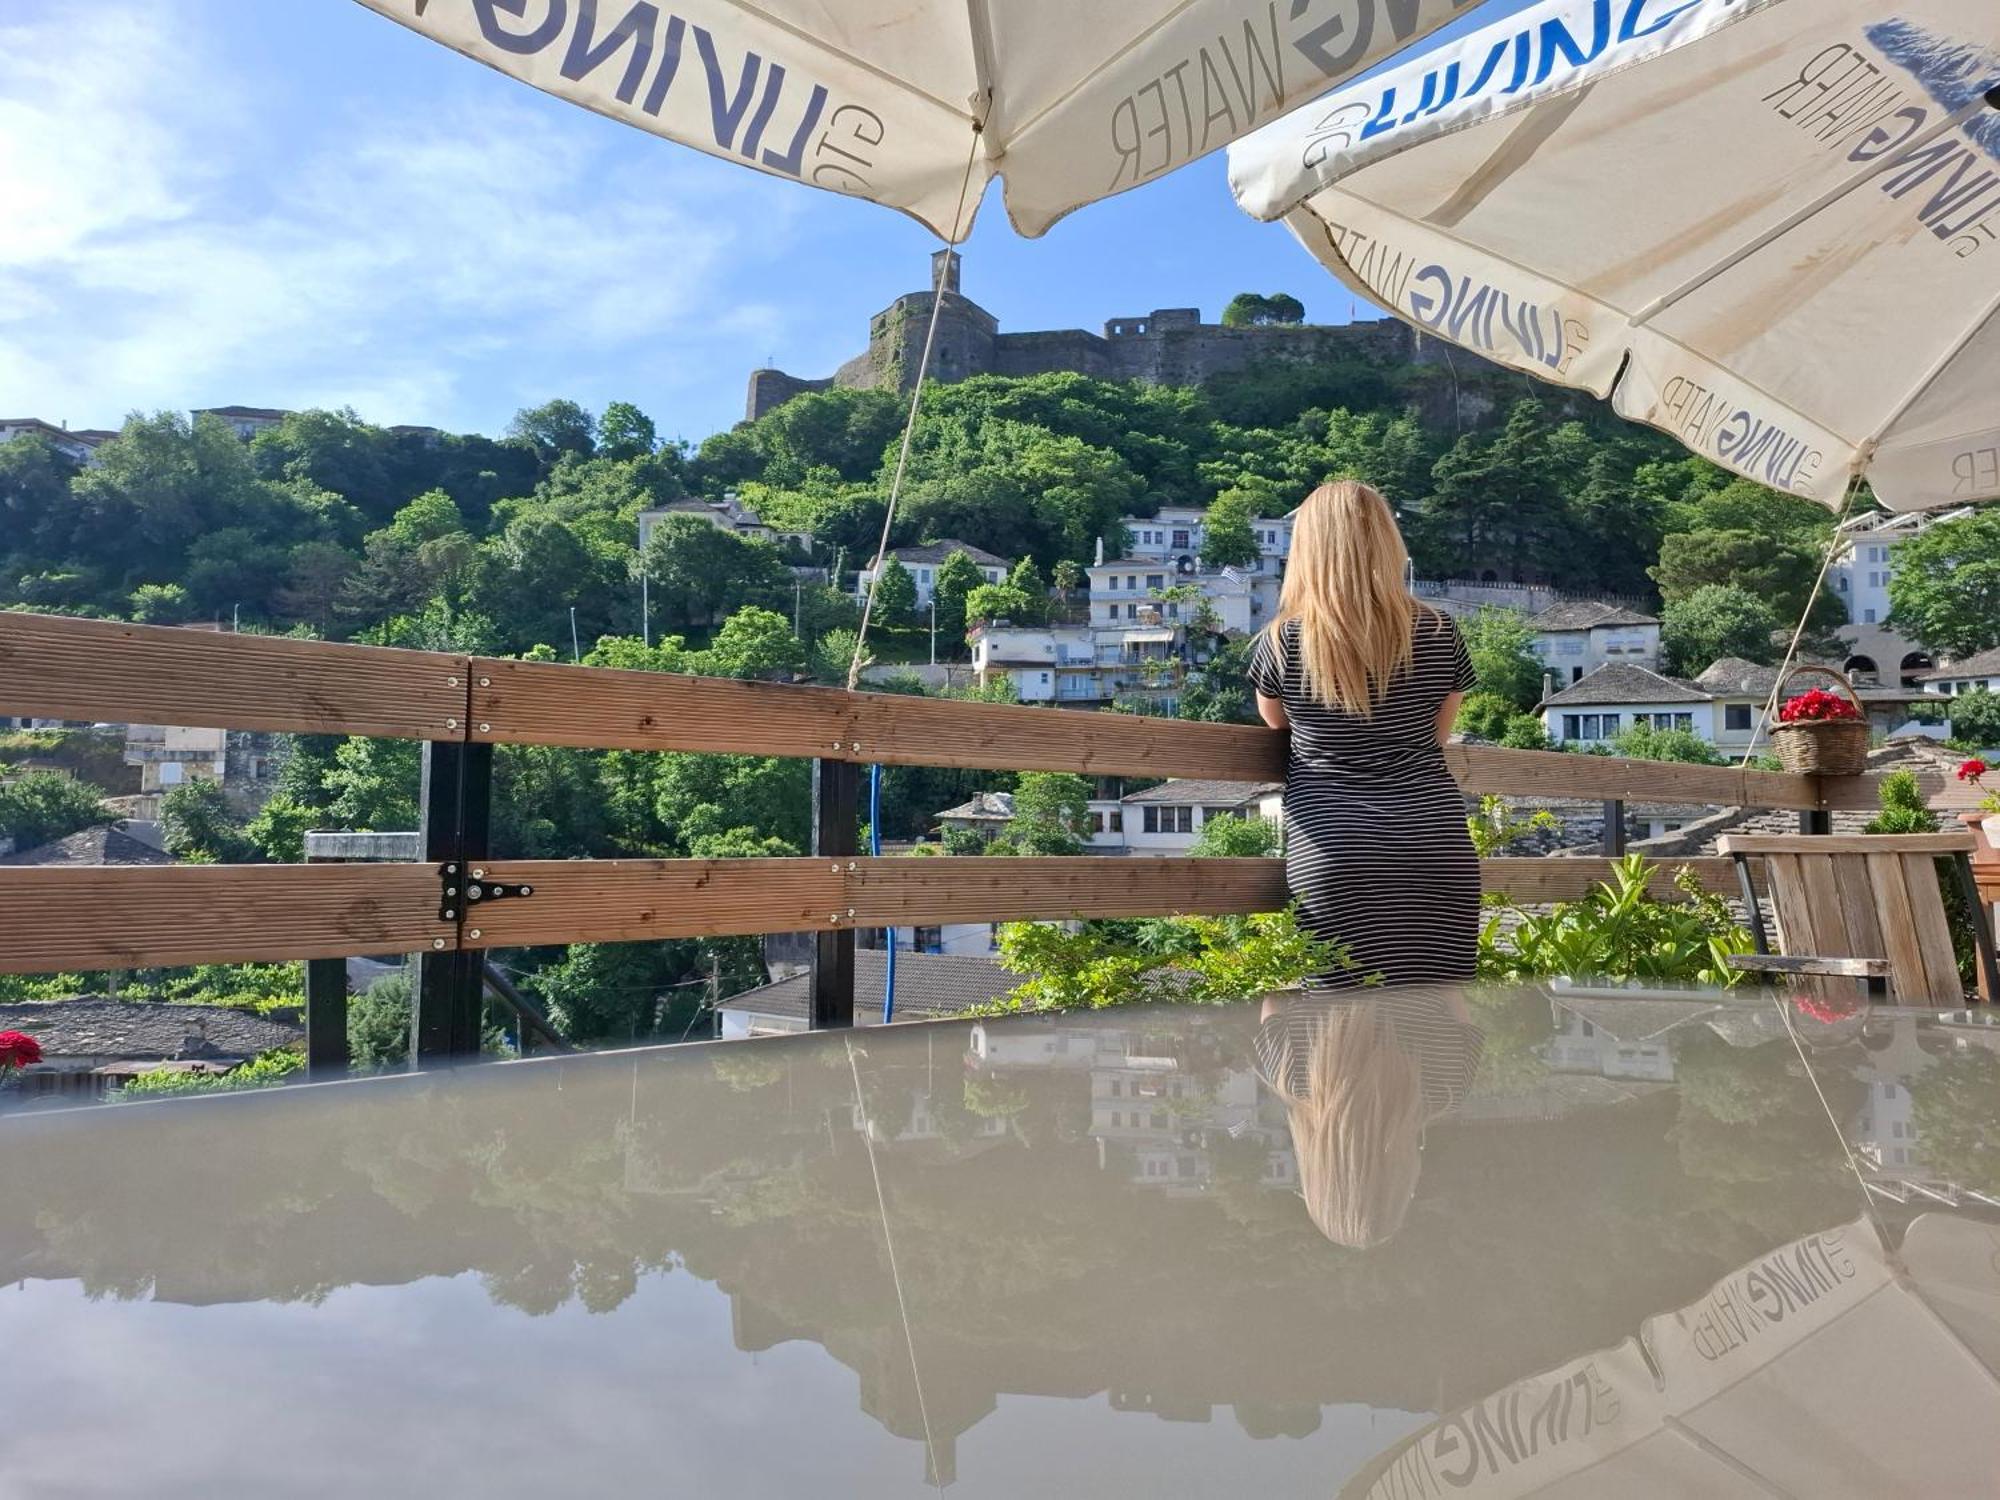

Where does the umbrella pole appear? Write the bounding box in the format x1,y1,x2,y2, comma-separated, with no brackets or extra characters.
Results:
848,119,988,693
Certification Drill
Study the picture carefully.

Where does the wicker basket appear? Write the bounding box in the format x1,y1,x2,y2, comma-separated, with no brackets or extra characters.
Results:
1768,664,1869,776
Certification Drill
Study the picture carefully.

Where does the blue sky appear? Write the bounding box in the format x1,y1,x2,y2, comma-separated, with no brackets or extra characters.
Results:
0,1,1518,448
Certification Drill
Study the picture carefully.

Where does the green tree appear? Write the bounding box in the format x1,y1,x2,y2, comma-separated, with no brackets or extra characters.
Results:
1660,583,1780,675
323,736,421,831
1460,608,1546,710
1652,529,1844,634
930,548,986,645
867,554,918,627
1199,490,1260,568
0,770,108,853
1189,813,1280,857
1886,507,2000,657
245,793,319,863
507,399,596,464
640,513,789,630
697,605,806,681
963,581,1033,626
128,582,194,624
1913,1050,2000,1196
160,779,255,862
1008,556,1048,623
596,401,658,461
1498,713,1553,751
1221,292,1305,327
348,974,413,1068
1006,772,1092,854
1610,724,1723,766
1945,689,2000,749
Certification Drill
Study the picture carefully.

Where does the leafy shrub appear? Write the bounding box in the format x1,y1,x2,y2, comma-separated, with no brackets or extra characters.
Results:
1466,795,1561,857
1479,854,1751,986
1498,714,1553,751
1188,813,1281,857
1610,724,1724,765
1453,691,1518,741
1864,768,1939,835
119,1048,304,1098
987,909,1346,1014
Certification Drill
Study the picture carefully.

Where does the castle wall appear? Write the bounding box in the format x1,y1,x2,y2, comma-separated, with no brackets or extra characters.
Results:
746,369,835,421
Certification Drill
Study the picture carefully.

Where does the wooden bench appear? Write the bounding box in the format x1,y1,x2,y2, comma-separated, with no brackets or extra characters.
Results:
1718,833,1999,1006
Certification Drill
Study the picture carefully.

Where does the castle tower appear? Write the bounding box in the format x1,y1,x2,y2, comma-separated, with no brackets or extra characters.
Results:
862,253,996,396
931,247,961,296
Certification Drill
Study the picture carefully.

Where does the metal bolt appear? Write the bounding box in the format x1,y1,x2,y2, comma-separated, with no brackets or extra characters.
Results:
850,741,862,752
442,908,456,920
521,885,533,896
471,867,486,879
479,722,491,732
831,741,843,752
445,718,459,730
467,928,481,940
829,912,841,923
431,938,446,950
444,863,458,875
478,676,491,687
846,907,856,918
467,886,482,900
445,885,457,897
847,861,857,872
447,676,459,687
831,863,842,873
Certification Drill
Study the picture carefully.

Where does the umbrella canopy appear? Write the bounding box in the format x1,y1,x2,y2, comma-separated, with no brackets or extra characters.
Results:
1340,1214,2000,1498
351,0,1472,240
1229,0,2000,512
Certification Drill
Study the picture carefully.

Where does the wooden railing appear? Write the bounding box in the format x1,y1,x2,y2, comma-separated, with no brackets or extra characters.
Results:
0,612,1904,1059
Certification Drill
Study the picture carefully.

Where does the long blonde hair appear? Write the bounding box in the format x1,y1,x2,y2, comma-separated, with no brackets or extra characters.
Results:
1267,480,1434,716
1279,1005,1424,1250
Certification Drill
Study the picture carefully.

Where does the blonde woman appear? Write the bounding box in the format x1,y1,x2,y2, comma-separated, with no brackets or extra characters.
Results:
1248,481,1478,988
1254,990,1484,1249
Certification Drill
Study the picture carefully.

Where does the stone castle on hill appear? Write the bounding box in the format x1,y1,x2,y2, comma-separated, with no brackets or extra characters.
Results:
744,250,1456,421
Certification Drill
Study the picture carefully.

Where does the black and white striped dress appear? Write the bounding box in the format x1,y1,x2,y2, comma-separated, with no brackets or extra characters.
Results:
1248,612,1478,989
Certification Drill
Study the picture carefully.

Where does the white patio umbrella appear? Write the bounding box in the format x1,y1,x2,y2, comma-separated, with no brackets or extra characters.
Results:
1229,0,2000,512
1340,1214,2000,1499
352,0,1472,241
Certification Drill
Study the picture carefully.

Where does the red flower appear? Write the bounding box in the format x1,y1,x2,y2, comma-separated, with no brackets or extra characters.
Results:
1959,758,1990,783
1791,993,1862,1025
1777,687,1861,724
0,1031,42,1069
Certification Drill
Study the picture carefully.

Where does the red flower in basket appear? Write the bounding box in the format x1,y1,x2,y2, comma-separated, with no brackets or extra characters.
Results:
1777,687,1862,724
0,1031,42,1070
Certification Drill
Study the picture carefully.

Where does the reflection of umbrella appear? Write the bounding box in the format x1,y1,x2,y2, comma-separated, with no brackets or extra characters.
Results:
352,0,1470,239
1340,1215,2000,1498
1230,0,2000,511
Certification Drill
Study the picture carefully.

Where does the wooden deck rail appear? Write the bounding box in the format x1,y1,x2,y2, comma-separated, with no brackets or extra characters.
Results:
0,611,1879,1051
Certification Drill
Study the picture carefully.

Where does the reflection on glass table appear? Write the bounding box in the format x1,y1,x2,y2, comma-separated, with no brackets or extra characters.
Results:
2,982,1996,1497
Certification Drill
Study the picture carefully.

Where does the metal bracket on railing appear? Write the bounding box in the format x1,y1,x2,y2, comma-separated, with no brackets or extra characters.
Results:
438,861,534,922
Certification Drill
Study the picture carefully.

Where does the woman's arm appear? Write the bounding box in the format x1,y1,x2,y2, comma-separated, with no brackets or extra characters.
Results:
1257,692,1288,730
1434,690,1463,746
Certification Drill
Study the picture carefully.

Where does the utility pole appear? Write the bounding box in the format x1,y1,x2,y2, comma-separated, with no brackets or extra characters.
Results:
641,569,650,648
569,606,580,663
795,577,803,638
929,595,937,667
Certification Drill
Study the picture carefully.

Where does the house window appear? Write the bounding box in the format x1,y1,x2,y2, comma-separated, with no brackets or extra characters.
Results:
1126,603,1138,619
1147,573,1165,590
1562,713,1619,741
1143,806,1159,834
1202,806,1232,824
1864,608,1877,623
1172,530,1190,548
1725,704,1753,731
1110,1079,1122,1097
1173,806,1192,833
1109,810,1122,833
1557,638,1584,656
914,926,942,953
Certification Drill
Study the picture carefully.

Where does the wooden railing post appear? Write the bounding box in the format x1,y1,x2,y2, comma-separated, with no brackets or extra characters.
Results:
810,758,858,1029
416,740,492,1059
303,958,350,1076
1602,800,1625,856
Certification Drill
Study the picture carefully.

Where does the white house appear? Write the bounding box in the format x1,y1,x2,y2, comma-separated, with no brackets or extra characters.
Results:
192,405,290,440
715,950,1017,1038
0,417,107,465
1541,663,1713,747
1920,648,2000,699
1827,507,1972,685
969,619,1183,707
1118,780,1282,854
1690,657,1781,752
638,493,812,554
1528,601,1662,685
854,539,1010,609
1119,503,1291,576
1087,556,1263,633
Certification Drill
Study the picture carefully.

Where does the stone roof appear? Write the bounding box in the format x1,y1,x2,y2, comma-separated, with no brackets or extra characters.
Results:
938,791,1015,822
719,951,1017,1023
1922,648,2000,680
889,539,1010,568
1693,657,1782,698
1528,600,1659,631
1543,663,1708,707
0,824,173,867
0,1000,301,1062
1121,778,1281,806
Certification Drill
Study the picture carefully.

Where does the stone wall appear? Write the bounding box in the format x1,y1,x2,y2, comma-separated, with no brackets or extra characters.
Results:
746,369,834,420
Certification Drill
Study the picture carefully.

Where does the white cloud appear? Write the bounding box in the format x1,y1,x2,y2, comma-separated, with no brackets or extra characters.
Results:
0,2,806,434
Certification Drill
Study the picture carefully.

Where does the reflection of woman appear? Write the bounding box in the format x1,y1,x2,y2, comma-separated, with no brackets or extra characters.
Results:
1254,990,1484,1249
1248,481,1478,988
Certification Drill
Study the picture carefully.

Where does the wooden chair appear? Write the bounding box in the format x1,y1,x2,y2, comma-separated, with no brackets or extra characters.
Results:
1717,833,1999,1005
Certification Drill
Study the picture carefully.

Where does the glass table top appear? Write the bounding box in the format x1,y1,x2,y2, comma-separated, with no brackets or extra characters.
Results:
4,982,1999,1497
